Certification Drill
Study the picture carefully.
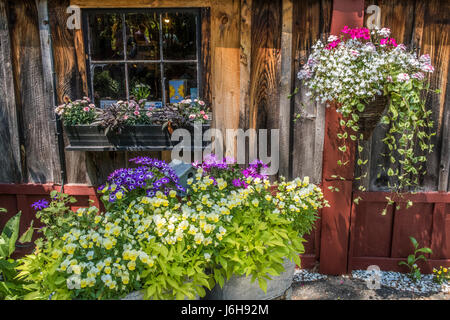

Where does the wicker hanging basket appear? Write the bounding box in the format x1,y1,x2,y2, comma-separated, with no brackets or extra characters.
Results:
357,95,389,140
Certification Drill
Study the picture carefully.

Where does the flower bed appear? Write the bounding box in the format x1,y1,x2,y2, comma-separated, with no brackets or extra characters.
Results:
6,155,327,300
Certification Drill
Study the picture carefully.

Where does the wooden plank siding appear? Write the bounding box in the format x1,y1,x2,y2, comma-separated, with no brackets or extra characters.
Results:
0,0,447,190
291,0,331,184
8,0,61,184
0,0,22,183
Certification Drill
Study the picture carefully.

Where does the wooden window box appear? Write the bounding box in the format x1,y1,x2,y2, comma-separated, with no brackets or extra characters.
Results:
64,123,211,151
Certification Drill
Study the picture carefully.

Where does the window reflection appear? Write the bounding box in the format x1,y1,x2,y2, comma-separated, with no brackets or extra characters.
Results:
92,64,126,105
129,64,162,101
89,13,124,60
162,12,197,60
126,13,160,60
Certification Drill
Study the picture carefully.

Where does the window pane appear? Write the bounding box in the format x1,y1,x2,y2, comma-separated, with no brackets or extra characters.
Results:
92,64,126,105
164,63,197,103
89,13,124,60
128,63,162,102
162,12,197,60
125,13,160,60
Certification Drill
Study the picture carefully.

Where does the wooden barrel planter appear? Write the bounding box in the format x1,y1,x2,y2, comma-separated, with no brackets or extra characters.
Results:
357,95,389,140
64,125,173,150
203,258,296,300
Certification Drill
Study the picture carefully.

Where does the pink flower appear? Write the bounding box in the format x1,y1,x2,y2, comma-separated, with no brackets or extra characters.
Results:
422,64,434,73
386,75,393,83
83,106,90,112
397,73,410,82
380,38,388,46
388,38,397,47
89,104,95,108
411,72,425,80
203,114,209,120
189,114,196,119
199,100,205,106
134,110,140,116
200,110,205,115
123,115,129,120
146,112,152,117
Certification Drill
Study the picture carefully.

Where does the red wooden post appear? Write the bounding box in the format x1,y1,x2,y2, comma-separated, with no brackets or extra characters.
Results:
319,0,364,275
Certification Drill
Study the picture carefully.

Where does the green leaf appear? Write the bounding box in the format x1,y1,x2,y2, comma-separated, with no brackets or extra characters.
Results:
416,247,432,254
409,237,418,249
18,221,34,244
1,212,21,258
258,277,268,293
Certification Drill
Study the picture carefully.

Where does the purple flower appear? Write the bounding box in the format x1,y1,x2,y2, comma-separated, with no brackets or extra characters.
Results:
31,199,49,211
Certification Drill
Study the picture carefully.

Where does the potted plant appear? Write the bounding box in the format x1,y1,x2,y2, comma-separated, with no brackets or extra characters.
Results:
13,158,214,300
187,155,327,300
57,97,212,151
297,26,438,196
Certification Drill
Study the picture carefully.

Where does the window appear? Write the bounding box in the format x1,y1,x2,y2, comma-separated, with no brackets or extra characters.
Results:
83,8,202,107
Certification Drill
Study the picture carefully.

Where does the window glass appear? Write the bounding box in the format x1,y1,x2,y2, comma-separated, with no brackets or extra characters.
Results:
128,64,162,101
162,12,197,60
164,63,197,103
125,13,160,60
89,13,124,60
92,64,126,105
85,9,201,104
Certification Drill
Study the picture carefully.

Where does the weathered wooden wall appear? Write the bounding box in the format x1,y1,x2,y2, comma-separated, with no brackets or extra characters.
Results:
0,0,449,192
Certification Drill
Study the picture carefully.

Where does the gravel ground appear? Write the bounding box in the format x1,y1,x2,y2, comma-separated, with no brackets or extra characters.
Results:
291,269,450,300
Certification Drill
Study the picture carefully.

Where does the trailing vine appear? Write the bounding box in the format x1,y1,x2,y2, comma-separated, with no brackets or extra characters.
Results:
296,26,439,211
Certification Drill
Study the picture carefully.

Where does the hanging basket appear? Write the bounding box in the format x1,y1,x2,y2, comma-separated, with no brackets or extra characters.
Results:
356,95,389,140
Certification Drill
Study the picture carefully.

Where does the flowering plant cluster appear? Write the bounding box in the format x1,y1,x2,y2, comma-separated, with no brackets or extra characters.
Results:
173,98,210,124
55,97,211,135
186,164,327,290
98,157,185,205
13,155,327,300
54,97,96,126
298,26,438,195
433,266,449,285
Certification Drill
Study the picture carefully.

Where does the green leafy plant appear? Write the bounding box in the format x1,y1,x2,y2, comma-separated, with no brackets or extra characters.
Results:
398,236,432,282
131,83,152,101
0,210,34,299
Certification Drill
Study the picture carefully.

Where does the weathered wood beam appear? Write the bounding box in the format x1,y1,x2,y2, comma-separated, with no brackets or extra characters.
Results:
0,0,22,183
36,0,62,184
278,0,293,178
9,0,60,183
211,0,241,159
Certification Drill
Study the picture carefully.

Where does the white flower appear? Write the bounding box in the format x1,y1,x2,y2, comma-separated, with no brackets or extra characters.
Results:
397,73,410,82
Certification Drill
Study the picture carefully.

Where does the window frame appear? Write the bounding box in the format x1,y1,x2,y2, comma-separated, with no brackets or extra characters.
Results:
82,7,203,106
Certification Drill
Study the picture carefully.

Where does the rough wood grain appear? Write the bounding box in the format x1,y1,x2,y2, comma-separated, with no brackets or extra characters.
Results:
48,0,91,184
0,0,22,183
248,0,281,175
291,0,331,183
36,0,62,184
201,7,212,106
278,0,293,178
9,0,60,183
413,0,450,191
210,0,240,159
